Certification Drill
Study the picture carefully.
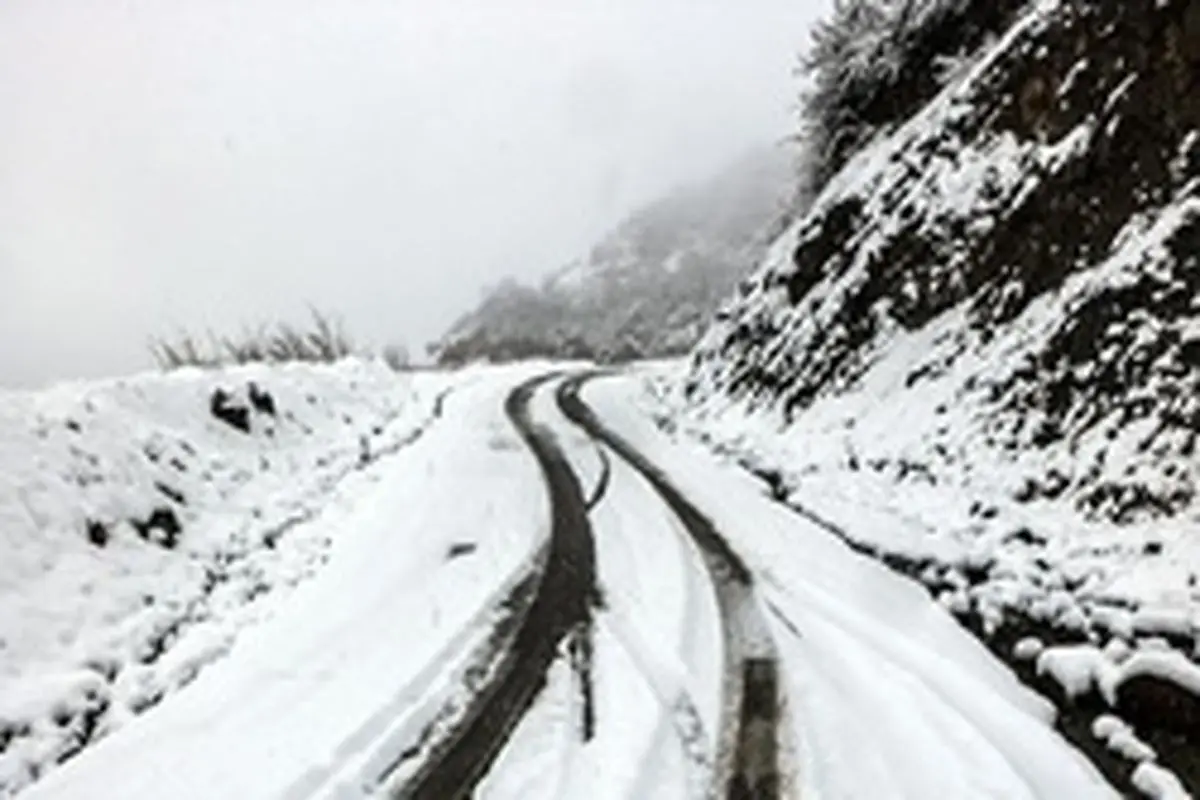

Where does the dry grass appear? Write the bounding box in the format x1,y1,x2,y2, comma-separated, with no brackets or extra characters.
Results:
151,307,407,371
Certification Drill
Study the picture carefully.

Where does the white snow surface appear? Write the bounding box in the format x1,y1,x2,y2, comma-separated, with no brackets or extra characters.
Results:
4,363,549,799
679,0,1200,652
4,365,1146,798
1036,645,1115,702
657,202,1200,634
581,375,1117,799
1133,762,1191,800
1091,715,1156,764
0,359,465,795
1115,649,1200,700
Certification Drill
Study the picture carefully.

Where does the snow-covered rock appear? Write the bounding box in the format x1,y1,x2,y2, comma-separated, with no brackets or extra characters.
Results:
1132,762,1191,800
1091,713,1157,763
1036,644,1114,701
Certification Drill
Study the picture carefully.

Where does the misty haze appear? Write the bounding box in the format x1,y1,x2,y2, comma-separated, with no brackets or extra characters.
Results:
2,1,1198,798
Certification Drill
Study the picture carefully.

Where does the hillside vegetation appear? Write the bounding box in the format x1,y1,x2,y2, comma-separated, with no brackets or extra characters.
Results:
691,0,1199,525
435,146,793,365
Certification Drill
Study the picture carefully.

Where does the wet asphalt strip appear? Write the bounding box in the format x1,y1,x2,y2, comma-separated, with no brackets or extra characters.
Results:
384,372,598,799
557,374,784,799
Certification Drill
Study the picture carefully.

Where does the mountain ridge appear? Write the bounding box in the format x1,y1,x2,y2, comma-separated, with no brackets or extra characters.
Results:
434,145,794,365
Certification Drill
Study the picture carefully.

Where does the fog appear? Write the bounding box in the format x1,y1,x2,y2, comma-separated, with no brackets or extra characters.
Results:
0,0,827,387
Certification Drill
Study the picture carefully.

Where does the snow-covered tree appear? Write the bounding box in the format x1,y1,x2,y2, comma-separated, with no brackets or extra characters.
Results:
796,0,1015,188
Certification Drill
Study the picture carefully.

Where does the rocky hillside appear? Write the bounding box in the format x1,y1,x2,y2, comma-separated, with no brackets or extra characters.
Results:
690,0,1199,526
658,3,1199,790
435,146,792,364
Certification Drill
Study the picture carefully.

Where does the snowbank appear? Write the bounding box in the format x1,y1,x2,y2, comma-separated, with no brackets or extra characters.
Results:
0,359,455,795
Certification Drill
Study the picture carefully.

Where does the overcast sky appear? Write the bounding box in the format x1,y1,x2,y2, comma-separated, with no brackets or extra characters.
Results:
0,0,826,387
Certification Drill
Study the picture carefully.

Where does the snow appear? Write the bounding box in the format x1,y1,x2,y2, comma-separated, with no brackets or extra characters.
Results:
1132,762,1191,800
8,364,1181,797
1132,607,1197,640
1102,638,1134,665
0,359,461,795
653,185,1200,653
583,374,1117,799
1115,649,1200,699
1091,715,1156,763
480,376,725,799
1036,645,1114,701
11,364,551,799
1013,637,1045,661
675,0,1200,665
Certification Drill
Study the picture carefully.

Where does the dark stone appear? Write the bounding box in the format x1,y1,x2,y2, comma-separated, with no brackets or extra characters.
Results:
131,507,182,549
247,382,276,416
1013,478,1039,503
447,542,477,559
85,520,108,548
1116,673,1200,738
154,482,186,506
1005,526,1046,546
209,388,250,434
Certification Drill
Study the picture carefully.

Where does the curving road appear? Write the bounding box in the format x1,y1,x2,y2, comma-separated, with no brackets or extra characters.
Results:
11,367,1120,800
386,372,784,798
381,369,1117,800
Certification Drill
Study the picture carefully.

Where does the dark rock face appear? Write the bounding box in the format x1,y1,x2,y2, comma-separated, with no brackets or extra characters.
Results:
809,0,1029,187
1117,673,1200,738
690,0,1200,522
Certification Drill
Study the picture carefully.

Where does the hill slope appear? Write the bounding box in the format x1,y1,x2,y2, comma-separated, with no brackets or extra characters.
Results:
435,146,793,364
638,0,1199,762
689,0,1199,532
636,2,1200,790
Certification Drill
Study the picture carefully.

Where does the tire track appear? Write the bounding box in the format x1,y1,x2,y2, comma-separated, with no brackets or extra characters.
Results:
584,443,612,511
381,373,598,799
556,375,784,799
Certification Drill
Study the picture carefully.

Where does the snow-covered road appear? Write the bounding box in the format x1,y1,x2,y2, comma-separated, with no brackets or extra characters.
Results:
19,367,1120,799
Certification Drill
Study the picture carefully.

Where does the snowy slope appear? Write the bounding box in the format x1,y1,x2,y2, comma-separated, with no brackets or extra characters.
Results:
656,0,1200,792
15,365,557,800
435,146,792,364
679,0,1200,665
0,360,457,796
